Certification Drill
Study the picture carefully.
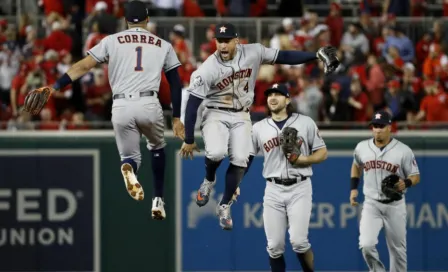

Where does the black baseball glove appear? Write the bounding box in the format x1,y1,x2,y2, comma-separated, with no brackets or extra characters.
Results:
381,174,403,201
317,46,340,74
279,127,304,164
23,86,54,115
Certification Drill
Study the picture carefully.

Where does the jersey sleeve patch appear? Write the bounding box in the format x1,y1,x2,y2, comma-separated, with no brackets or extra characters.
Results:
193,75,204,88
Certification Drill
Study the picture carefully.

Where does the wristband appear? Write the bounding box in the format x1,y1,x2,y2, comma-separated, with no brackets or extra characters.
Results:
53,73,72,91
404,178,412,188
350,177,360,190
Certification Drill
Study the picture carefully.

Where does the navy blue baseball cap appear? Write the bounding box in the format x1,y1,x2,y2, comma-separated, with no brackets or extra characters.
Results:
214,23,238,39
264,83,290,98
370,110,392,126
125,1,148,23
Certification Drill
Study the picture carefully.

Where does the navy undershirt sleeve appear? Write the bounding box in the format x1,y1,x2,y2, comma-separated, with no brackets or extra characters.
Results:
184,94,203,144
275,50,317,65
244,155,255,175
165,67,182,118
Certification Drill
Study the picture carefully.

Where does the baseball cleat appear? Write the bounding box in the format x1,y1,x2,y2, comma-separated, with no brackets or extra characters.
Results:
151,197,166,220
121,163,144,201
196,178,216,207
216,202,233,230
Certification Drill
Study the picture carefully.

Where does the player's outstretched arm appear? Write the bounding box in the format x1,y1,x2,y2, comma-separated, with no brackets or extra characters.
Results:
275,50,317,65
274,47,340,74
53,55,99,91
179,95,202,159
164,67,185,139
22,55,99,115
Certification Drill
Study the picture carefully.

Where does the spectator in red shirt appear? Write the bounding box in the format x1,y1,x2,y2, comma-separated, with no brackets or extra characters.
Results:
205,25,217,53
373,27,387,57
348,78,370,122
415,32,433,72
66,112,89,130
38,108,60,130
39,0,65,17
386,45,404,73
365,54,386,110
10,63,29,117
402,63,424,104
416,80,448,122
324,2,343,47
84,69,111,121
183,0,205,17
83,22,107,55
42,21,73,53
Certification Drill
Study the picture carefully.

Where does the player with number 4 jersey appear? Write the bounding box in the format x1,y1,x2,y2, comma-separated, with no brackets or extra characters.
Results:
179,22,340,231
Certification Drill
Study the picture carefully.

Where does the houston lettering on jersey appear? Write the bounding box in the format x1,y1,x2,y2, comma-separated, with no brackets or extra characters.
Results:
216,69,253,90
364,160,399,173
117,34,162,47
263,137,280,152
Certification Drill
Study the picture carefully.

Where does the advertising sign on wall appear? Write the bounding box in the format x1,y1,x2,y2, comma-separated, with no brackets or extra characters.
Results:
177,151,448,272
0,150,100,272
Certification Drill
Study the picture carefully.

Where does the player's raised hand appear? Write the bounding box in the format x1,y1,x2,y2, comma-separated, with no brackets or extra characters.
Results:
350,189,359,206
179,142,200,160
172,117,185,140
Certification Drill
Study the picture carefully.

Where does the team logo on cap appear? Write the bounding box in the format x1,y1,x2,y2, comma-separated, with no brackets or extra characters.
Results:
272,84,278,88
375,113,381,119
219,26,227,33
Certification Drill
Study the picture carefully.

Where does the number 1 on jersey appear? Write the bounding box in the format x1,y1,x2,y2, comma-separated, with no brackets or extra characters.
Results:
135,46,143,71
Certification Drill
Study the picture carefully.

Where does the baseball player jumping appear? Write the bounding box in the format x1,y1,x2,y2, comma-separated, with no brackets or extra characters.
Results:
21,0,185,220
350,110,420,272
245,83,327,272
179,22,339,230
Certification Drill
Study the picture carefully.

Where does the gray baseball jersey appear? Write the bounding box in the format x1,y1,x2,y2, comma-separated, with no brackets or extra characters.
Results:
186,43,278,168
87,26,181,169
249,113,326,258
87,27,180,95
354,138,420,272
250,113,326,179
187,43,278,109
353,138,420,200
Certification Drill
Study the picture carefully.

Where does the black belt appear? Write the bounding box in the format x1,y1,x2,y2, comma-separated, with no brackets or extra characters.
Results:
267,176,307,186
113,91,155,100
376,199,397,204
206,106,249,112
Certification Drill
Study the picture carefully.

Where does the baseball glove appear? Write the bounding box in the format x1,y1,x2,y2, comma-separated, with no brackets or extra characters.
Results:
23,86,54,115
279,127,304,163
317,46,340,74
381,174,403,201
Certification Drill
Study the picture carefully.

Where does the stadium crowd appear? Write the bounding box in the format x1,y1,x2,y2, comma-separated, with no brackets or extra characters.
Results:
0,0,448,130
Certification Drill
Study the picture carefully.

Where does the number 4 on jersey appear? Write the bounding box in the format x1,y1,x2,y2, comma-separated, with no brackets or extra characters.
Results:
135,46,143,71
244,82,249,92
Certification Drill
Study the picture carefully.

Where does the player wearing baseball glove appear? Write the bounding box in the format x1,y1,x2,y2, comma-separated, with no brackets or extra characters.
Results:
280,127,305,164
22,86,55,115
381,174,403,201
